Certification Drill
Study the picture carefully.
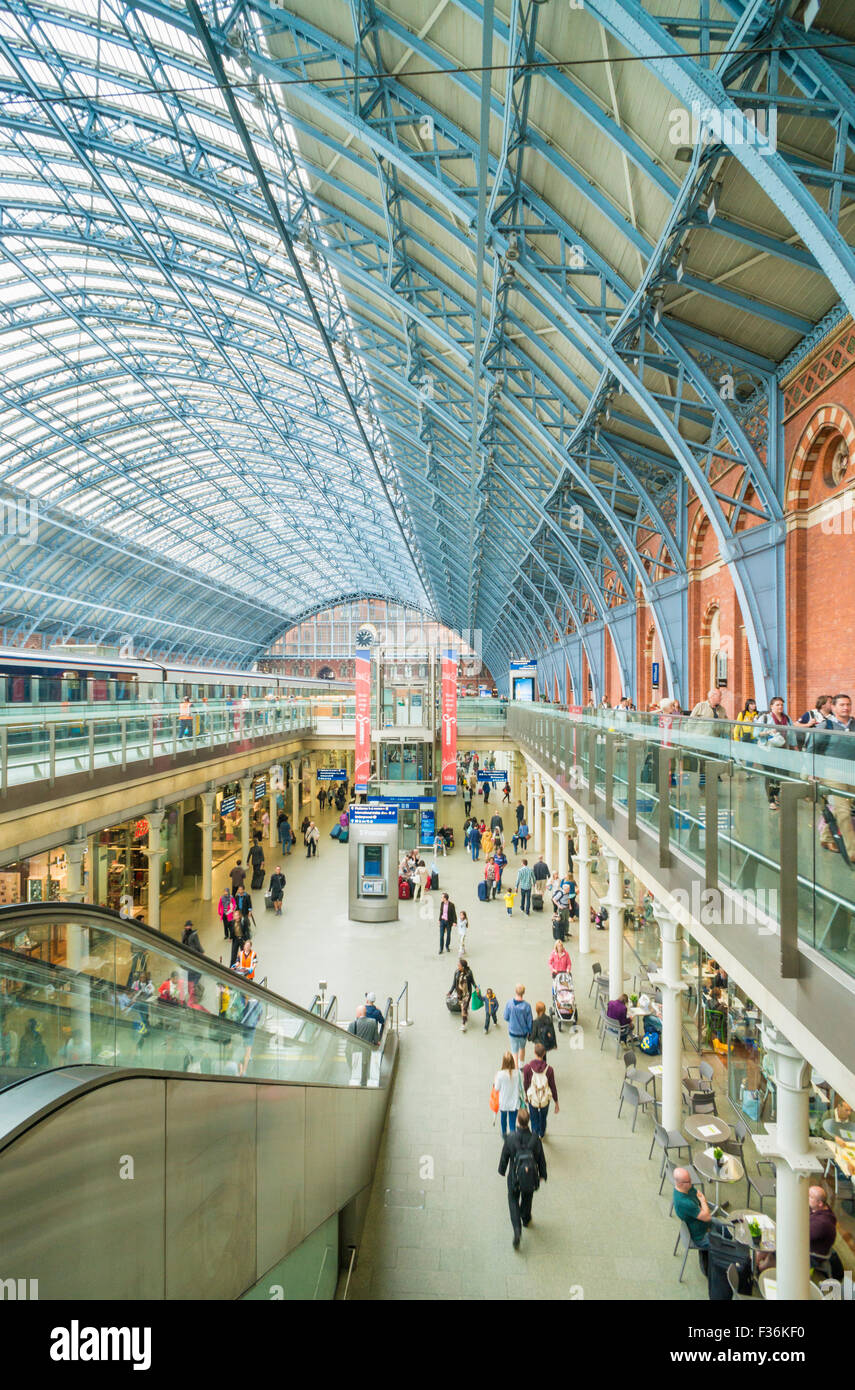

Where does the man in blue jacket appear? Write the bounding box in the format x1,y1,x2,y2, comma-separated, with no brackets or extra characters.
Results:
504,984,533,1068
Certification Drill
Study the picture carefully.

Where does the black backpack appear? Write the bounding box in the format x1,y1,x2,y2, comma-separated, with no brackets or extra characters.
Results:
513,1140,539,1195
540,1017,557,1053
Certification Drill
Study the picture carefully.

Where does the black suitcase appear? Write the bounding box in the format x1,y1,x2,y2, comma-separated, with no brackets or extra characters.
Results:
251,868,265,890
264,893,274,910
532,891,544,912
430,870,439,890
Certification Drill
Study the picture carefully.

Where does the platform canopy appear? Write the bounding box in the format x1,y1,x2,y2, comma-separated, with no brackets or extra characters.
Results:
0,0,852,679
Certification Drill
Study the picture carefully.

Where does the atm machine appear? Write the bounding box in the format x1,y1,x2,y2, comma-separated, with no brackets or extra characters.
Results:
348,803,399,922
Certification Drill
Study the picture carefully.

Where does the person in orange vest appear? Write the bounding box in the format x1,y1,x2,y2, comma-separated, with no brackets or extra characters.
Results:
235,940,257,981
178,694,192,740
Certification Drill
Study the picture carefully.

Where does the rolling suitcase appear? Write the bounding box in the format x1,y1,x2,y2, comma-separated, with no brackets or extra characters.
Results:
339,829,348,843
477,880,489,902
251,868,264,890
532,891,544,912
330,824,341,840
264,893,274,911
430,870,439,890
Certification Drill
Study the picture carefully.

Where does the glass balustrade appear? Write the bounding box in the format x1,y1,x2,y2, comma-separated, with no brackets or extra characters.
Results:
507,704,855,984
0,905,375,1091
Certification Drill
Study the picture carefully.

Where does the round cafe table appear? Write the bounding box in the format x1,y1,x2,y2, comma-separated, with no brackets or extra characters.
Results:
694,1148,745,1216
729,1210,776,1254
684,1114,731,1144
823,1116,855,1143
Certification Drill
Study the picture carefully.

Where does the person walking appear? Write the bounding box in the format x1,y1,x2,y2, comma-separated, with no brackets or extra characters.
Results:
248,835,265,890
415,858,429,901
483,987,499,1033
493,846,508,892
498,1108,547,1249
523,1042,559,1138
268,866,286,915
438,893,457,953
463,785,472,816
457,909,469,956
467,820,481,862
278,812,293,856
494,1051,519,1136
218,889,237,942
504,984,533,1068
515,799,525,827
515,859,534,915
305,820,320,857
450,956,475,1032
229,859,246,895
502,781,511,803
517,819,530,852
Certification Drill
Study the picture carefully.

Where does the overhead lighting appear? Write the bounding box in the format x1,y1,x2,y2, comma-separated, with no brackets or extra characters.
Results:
706,181,722,222
676,250,688,282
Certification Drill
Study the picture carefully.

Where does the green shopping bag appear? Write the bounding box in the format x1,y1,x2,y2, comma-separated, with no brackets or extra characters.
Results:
470,988,484,1011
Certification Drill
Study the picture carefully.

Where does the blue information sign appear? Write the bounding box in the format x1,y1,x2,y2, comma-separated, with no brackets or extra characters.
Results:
651,661,660,688
420,808,436,844
220,795,237,815
478,770,507,782
350,804,398,825
318,769,347,781
254,780,266,799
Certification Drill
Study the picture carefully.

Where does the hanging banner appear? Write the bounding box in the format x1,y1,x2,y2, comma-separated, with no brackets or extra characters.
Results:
440,648,458,794
354,646,371,793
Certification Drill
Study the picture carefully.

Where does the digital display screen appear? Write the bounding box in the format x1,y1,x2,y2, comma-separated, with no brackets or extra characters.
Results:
363,845,383,877
513,677,535,702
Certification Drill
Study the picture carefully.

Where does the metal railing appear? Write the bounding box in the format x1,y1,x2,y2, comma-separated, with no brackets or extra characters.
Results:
508,703,855,984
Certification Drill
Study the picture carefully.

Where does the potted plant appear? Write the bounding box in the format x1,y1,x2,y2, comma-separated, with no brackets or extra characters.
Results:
748,1219,762,1247
712,1146,724,1171
630,993,638,1006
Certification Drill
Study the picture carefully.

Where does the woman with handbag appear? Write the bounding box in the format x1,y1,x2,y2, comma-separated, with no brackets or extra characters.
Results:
493,1051,519,1135
450,956,476,1032
755,696,792,809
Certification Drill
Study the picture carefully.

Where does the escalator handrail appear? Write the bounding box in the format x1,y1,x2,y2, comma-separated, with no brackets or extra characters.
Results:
0,901,374,1049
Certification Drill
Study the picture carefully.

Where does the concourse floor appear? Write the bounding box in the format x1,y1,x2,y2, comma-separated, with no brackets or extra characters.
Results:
162,797,713,1301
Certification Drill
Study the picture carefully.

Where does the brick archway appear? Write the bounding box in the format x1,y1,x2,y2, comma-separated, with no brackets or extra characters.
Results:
787,403,855,507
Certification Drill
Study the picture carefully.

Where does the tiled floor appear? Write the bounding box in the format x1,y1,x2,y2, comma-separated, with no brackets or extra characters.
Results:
159,795,851,1301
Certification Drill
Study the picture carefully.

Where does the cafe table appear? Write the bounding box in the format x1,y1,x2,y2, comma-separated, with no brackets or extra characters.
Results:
684,1114,732,1144
728,1209,775,1255
822,1117,855,1143
694,1147,745,1215
759,1270,825,1301
627,1005,648,1038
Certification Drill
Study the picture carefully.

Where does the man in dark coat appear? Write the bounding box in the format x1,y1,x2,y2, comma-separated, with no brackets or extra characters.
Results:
498,1108,547,1248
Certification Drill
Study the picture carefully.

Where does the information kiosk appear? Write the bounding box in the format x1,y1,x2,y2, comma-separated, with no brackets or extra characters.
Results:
348,803,399,922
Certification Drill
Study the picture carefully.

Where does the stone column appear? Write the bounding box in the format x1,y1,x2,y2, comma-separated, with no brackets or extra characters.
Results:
575,820,592,955
603,851,626,999
291,760,300,826
62,835,87,904
556,798,567,875
198,789,216,902
268,766,279,848
543,779,554,869
649,902,686,1134
240,775,252,866
144,808,166,933
526,762,535,837
755,1025,823,1301
534,771,544,855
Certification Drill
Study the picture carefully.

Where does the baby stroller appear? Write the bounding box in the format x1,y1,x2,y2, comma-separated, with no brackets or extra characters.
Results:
550,970,578,1031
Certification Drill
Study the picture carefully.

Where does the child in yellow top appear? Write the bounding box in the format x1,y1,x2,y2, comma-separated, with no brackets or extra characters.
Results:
504,888,515,916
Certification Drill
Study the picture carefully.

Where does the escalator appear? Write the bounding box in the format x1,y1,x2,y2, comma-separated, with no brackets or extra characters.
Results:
0,903,396,1299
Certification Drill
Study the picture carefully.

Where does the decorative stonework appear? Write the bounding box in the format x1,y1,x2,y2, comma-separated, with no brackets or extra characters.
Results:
783,318,855,421
787,404,855,507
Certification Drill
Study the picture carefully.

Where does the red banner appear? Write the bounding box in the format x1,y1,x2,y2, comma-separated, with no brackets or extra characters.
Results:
441,650,457,793
354,647,371,792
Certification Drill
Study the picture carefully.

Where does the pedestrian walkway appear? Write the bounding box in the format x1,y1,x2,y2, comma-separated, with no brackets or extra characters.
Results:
158,797,716,1300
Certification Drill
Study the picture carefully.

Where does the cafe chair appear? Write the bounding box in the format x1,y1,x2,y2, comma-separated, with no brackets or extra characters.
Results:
685,1061,715,1086
588,961,607,1000
745,1159,777,1213
617,1080,656,1132
673,1219,705,1283
686,1089,719,1116
601,1013,624,1056
727,1264,757,1301
650,1122,692,1176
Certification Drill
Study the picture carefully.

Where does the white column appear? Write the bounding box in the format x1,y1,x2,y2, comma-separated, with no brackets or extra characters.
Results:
268,766,279,848
556,798,567,875
534,771,544,854
526,762,535,836
543,779,554,870
649,903,686,1134
198,790,215,902
306,756,315,817
240,775,252,866
575,820,591,955
62,835,87,904
144,809,166,933
604,851,626,998
755,1026,823,1301
291,761,300,826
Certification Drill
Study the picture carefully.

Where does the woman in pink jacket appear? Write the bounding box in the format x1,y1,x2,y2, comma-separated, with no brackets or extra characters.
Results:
549,940,572,976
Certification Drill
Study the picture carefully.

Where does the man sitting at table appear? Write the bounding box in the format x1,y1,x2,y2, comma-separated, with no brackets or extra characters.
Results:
606,993,633,1043
673,1168,725,1272
809,1185,843,1278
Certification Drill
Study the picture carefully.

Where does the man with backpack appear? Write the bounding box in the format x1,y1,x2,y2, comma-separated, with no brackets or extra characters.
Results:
522,1043,559,1137
498,1108,547,1248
